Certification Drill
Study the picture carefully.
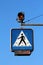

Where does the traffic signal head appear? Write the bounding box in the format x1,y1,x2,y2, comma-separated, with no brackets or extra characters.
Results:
17,12,25,23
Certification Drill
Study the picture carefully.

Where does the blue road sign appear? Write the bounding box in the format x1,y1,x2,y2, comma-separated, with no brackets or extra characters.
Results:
11,28,34,51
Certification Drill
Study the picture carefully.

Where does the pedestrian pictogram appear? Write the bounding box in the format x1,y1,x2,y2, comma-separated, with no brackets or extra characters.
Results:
13,31,31,46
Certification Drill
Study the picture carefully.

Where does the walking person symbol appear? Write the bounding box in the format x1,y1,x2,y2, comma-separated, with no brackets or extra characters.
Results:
18,33,26,45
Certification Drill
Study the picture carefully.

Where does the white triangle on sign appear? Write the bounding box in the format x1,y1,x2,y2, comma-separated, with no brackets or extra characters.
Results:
13,31,32,47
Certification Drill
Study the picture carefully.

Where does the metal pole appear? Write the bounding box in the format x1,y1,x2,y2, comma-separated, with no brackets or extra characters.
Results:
21,23,43,26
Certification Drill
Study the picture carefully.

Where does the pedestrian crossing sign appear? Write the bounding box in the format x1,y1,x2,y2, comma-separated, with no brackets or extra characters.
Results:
11,28,34,51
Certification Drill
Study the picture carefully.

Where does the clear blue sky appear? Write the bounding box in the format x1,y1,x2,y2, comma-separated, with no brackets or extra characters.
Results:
0,0,43,65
